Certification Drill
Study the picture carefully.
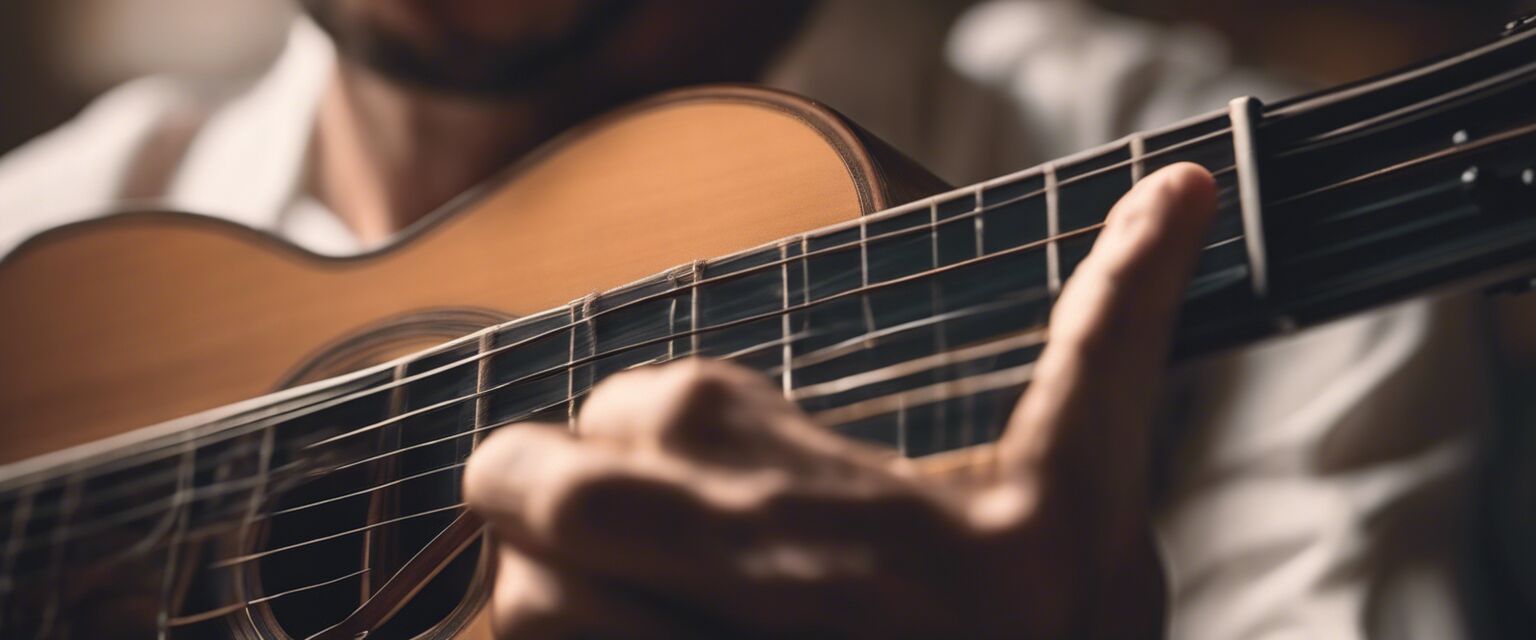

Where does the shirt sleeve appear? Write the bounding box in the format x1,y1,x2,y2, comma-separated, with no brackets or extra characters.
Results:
0,76,198,257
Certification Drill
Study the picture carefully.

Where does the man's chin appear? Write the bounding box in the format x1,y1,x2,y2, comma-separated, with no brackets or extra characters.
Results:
303,0,639,98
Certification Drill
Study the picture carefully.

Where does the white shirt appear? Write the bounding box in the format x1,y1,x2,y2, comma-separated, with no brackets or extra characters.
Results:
0,2,1490,638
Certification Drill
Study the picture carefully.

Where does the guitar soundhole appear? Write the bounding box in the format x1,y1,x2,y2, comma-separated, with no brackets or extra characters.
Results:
243,309,504,638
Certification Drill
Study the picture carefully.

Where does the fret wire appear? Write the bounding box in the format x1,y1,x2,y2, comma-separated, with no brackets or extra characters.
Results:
156,440,195,638
970,186,984,257
30,476,79,640
580,295,598,429
1229,97,1272,301
362,362,409,598
666,272,679,362
233,426,274,620
1044,163,1063,296
779,242,794,397
1129,133,1147,182
928,200,960,446
858,215,877,336
566,304,581,432
689,261,703,356
0,486,35,619
2,130,1245,493
473,333,492,448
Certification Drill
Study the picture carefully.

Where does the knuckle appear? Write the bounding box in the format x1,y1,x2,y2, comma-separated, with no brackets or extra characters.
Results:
651,359,750,440
963,483,1041,542
493,598,568,640
543,469,679,538
463,426,538,508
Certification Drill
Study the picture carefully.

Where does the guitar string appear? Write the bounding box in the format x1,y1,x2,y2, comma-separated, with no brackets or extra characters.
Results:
5,115,1518,551
0,125,1244,494
8,287,1045,528
3,287,1070,552
5,273,1196,578
7,54,1528,493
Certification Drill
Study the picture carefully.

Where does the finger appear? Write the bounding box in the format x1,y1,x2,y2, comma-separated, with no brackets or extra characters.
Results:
490,546,696,639
464,422,761,582
579,359,899,474
1002,162,1216,505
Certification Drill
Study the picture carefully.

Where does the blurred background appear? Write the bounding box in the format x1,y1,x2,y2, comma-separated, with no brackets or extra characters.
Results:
0,0,1529,158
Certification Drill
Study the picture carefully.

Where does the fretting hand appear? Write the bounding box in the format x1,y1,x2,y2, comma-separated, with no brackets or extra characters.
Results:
464,163,1218,638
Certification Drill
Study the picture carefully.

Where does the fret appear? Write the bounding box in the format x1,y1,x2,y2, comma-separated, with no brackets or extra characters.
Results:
689,261,703,356
586,274,673,386
473,332,492,446
858,216,877,337
0,486,35,628
1129,132,1147,182
484,311,575,425
970,188,985,259
156,441,195,638
566,303,581,431
926,201,955,446
396,340,480,476
779,242,794,396
666,269,682,362
1044,163,1062,295
575,294,599,423
1141,111,1231,172
36,476,81,639
860,205,949,451
696,248,785,371
865,206,941,327
234,427,274,605
1229,97,1272,300
934,194,977,267
1056,144,1134,282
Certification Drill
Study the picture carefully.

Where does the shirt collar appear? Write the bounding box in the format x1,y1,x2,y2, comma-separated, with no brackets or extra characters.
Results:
165,17,334,232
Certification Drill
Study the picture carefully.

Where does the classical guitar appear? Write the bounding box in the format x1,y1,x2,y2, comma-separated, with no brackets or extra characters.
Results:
6,18,1536,639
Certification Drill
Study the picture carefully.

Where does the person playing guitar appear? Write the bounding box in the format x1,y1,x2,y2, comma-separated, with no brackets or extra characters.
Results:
0,1,1518,637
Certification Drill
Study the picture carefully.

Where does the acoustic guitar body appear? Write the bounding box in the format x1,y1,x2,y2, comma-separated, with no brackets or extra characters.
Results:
0,87,945,638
